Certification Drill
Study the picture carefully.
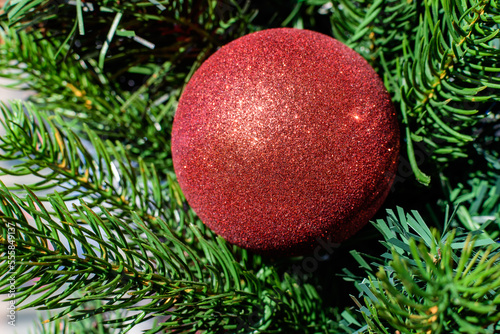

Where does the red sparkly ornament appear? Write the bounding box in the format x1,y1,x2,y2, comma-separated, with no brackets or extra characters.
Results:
171,28,399,256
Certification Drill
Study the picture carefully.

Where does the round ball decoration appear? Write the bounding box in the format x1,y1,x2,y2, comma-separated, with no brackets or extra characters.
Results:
171,28,400,256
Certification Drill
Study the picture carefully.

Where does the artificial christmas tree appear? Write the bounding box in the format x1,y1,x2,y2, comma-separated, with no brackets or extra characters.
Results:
0,1,499,333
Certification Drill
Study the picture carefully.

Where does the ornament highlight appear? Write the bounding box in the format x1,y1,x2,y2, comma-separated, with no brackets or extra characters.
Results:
172,28,399,256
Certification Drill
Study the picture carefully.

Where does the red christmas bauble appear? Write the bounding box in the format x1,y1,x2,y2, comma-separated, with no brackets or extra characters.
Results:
172,28,399,256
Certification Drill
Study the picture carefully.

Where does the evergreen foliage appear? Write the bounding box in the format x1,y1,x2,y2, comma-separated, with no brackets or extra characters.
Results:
349,209,500,333
0,0,498,333
329,0,500,185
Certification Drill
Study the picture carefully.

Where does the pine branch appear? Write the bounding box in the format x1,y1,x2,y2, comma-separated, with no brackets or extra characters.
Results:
1,0,253,65
328,0,500,185
0,184,336,332
0,0,256,172
349,208,500,333
0,186,248,332
31,307,132,334
0,26,175,172
0,100,271,300
449,172,500,238
0,101,176,228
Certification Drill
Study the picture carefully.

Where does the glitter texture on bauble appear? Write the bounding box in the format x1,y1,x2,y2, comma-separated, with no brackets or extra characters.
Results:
171,28,399,256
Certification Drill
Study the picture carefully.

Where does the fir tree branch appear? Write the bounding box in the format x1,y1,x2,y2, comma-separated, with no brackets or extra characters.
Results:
0,101,173,222
0,100,226,284
0,26,175,172
0,0,256,172
349,208,500,333
328,0,500,185
0,185,334,332
31,307,134,334
449,171,500,238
